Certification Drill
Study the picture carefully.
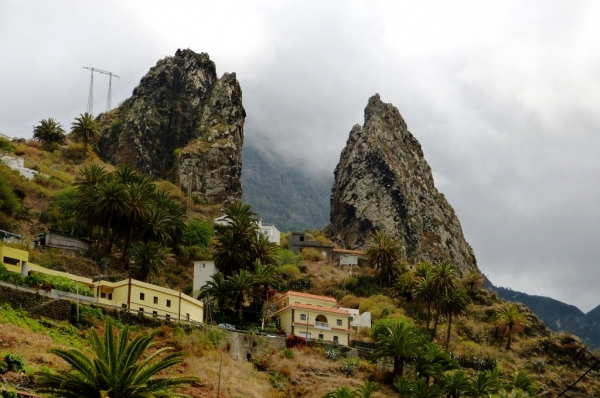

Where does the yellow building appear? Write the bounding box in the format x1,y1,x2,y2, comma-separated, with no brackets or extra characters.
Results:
273,291,351,346
0,246,203,323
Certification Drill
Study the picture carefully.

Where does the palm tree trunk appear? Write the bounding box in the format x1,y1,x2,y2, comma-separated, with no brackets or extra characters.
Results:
426,301,432,331
83,140,87,161
445,313,453,348
393,356,404,378
238,300,243,319
122,224,134,266
431,311,440,341
506,325,513,350
102,214,113,252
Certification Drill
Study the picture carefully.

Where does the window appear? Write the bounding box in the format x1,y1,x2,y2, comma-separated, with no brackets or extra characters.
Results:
202,263,205,268
2,257,19,266
140,293,145,300
166,314,171,321
152,311,158,317
336,319,343,326
333,336,339,343
153,296,158,304
318,334,324,340
139,308,144,313
101,292,106,298
122,304,128,309
186,313,190,321
300,314,307,321
166,299,171,307
299,332,311,338
299,236,304,242
108,293,112,300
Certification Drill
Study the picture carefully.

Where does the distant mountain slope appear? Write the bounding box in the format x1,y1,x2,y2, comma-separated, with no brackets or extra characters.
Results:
241,143,332,232
488,283,600,349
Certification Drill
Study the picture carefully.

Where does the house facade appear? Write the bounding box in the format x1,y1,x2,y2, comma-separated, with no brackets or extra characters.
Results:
288,232,334,260
258,221,280,245
192,260,216,295
1,156,40,180
273,291,351,346
0,246,203,322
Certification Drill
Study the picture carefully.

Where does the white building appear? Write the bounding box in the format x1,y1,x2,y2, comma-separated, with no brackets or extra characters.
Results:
1,156,40,180
192,260,217,295
258,221,280,245
338,307,372,329
213,215,280,245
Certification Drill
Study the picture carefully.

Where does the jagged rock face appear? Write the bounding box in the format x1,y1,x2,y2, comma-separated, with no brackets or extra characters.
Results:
330,94,477,271
97,49,245,205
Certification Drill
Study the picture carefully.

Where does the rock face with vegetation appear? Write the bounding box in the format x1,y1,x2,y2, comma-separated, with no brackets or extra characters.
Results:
330,94,477,270
97,49,245,205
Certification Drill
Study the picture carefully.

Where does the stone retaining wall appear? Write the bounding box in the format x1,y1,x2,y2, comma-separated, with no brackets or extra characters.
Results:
0,284,71,321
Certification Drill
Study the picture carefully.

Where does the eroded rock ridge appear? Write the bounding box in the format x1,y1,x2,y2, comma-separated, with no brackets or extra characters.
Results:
330,94,477,271
97,49,244,205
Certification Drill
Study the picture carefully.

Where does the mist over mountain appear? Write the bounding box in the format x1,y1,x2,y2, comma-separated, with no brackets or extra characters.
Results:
241,142,332,232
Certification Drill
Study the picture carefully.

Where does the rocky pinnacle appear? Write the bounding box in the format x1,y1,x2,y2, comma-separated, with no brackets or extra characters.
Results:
97,49,244,205
330,94,477,271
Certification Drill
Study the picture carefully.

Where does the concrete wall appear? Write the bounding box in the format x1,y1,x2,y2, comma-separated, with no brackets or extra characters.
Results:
225,331,286,361
44,233,89,251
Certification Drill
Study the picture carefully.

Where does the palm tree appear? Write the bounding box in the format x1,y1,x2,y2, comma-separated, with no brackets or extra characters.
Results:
357,381,380,398
130,241,170,282
393,377,412,398
462,268,485,294
225,269,255,319
394,273,416,301
95,179,129,251
412,342,458,383
35,318,199,397
121,181,153,261
214,202,259,275
430,261,459,340
33,118,66,146
415,262,433,279
366,230,403,287
252,260,282,305
198,272,229,310
214,230,251,276
411,378,441,398
75,164,108,195
439,287,469,348
70,112,101,161
252,233,279,266
324,386,359,398
413,275,436,330
443,370,471,398
513,370,537,396
495,304,528,350
469,368,500,397
371,322,421,379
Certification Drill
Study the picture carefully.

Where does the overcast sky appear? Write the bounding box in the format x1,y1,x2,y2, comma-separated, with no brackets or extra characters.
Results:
2,1,600,312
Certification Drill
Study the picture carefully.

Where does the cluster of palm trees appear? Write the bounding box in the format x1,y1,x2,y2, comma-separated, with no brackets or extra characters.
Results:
199,260,282,319
198,202,282,320
33,113,101,159
368,321,537,397
74,163,186,279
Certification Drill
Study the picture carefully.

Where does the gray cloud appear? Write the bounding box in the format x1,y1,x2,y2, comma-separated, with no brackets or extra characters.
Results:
1,0,600,311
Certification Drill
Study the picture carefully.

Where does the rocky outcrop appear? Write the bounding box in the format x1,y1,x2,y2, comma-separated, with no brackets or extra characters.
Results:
330,94,477,271
97,49,244,205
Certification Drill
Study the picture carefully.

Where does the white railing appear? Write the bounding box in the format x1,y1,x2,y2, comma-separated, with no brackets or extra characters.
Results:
314,321,330,329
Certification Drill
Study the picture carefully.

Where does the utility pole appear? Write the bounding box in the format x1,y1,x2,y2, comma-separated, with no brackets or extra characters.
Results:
83,67,120,114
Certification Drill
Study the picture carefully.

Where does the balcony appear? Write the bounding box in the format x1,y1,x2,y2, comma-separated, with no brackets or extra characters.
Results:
314,321,330,330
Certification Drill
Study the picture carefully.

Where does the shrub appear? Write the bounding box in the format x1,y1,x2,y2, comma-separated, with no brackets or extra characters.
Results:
282,348,294,359
0,138,15,152
183,218,213,247
24,273,43,288
300,247,323,261
252,354,271,371
286,334,306,349
371,318,414,341
2,388,17,398
276,248,303,267
61,143,87,163
4,353,25,372
339,295,362,309
0,361,7,374
279,264,301,282
42,274,94,297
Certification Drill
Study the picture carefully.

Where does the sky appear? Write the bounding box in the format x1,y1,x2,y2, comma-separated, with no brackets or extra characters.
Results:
1,1,600,312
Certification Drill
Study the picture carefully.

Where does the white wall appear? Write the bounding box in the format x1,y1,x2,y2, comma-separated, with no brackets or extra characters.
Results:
193,260,216,295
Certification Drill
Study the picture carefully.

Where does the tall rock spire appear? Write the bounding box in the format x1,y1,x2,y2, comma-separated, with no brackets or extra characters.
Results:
330,94,477,271
97,49,244,205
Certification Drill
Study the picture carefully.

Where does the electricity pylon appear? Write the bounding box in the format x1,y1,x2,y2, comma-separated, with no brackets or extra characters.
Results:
83,67,120,114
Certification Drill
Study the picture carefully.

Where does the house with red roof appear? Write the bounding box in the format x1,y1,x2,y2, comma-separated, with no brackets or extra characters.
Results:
273,291,351,346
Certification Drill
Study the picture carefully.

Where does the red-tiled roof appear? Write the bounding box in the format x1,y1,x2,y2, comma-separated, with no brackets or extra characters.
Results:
277,291,337,303
332,248,366,255
275,303,350,316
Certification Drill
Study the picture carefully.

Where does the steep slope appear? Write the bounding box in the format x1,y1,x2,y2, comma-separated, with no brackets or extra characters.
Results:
490,283,600,349
97,49,244,205
241,143,332,231
330,94,477,270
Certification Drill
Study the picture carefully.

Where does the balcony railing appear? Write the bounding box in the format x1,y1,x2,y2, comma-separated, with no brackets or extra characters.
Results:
314,321,330,329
